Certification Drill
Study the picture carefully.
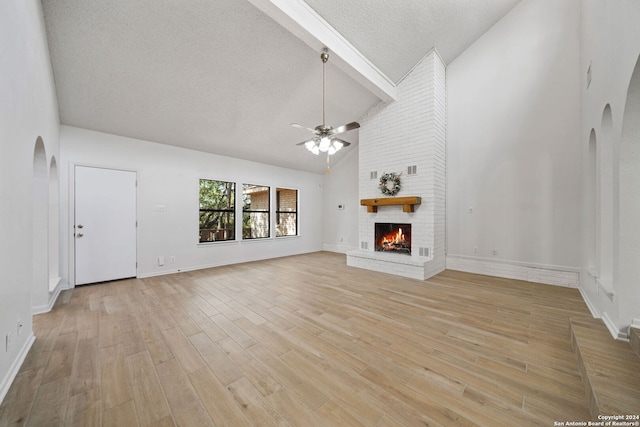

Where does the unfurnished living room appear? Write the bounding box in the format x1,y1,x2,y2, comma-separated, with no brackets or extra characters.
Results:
1,0,639,425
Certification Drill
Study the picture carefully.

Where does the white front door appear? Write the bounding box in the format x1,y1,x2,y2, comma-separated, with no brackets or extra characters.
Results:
75,166,137,285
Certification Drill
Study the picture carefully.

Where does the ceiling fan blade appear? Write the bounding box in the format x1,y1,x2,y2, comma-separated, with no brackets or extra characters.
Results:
330,121,360,135
332,138,351,147
295,138,316,146
291,123,317,133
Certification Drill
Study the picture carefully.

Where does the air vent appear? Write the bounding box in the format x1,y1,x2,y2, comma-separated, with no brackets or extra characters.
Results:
370,171,378,180
361,241,368,250
407,165,417,175
419,247,430,257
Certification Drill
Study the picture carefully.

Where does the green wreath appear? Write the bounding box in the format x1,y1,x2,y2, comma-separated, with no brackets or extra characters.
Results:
379,172,401,196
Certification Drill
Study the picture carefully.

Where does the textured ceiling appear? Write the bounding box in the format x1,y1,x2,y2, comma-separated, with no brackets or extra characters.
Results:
41,0,521,174
303,0,524,82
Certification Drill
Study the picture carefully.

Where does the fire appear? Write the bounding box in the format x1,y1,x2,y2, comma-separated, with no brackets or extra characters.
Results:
381,228,405,248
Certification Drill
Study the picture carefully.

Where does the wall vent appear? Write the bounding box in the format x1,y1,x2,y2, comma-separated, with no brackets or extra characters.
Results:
407,165,417,175
419,247,430,257
361,241,368,250
370,171,378,180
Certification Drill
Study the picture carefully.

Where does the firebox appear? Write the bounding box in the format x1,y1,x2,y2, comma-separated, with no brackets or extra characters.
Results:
375,223,411,255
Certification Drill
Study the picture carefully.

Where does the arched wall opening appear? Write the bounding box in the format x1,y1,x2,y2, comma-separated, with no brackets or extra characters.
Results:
618,54,640,328
48,157,60,291
32,137,49,308
599,104,614,293
587,129,598,274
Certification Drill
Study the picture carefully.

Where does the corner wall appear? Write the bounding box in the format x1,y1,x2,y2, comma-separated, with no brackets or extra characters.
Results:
322,147,360,254
446,0,582,287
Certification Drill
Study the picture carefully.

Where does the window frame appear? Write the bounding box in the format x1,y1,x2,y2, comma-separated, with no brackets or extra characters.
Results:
242,184,270,240
275,187,298,238
198,178,236,243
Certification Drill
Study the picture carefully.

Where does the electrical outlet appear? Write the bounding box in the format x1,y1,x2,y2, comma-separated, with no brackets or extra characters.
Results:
493,250,498,255
474,247,478,254
170,256,175,263
158,256,165,266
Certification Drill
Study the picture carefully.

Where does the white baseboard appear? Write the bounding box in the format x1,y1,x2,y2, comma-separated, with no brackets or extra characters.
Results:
322,242,358,254
578,285,600,318
602,312,629,341
0,333,35,405
32,279,70,315
137,249,321,279
446,254,580,288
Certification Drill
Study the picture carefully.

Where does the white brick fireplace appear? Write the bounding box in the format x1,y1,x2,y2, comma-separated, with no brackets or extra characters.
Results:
347,50,446,280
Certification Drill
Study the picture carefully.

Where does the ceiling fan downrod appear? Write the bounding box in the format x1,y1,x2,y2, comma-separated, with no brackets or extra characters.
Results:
321,48,328,127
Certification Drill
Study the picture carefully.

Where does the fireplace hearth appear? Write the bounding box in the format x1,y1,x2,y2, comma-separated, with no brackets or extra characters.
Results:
375,223,411,255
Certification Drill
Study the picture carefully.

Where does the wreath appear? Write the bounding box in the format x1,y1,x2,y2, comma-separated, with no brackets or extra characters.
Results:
379,172,402,196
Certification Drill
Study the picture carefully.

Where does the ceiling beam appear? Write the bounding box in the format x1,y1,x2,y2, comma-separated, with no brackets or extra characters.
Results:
248,0,396,102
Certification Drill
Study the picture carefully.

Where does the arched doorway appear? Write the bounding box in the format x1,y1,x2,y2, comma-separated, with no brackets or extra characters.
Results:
48,157,60,291
599,105,614,293
587,129,597,274
32,138,48,309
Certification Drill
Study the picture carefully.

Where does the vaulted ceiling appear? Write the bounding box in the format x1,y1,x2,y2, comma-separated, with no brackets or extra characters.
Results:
41,0,522,174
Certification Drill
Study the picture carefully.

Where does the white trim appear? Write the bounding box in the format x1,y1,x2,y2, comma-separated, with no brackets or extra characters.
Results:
247,0,396,102
602,312,628,341
578,285,601,318
0,333,35,405
32,279,70,315
445,254,580,288
631,319,640,329
322,242,358,254
137,249,320,279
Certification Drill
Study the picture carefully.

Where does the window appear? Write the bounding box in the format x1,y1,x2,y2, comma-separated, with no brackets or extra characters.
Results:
199,179,235,243
242,184,270,239
276,188,297,237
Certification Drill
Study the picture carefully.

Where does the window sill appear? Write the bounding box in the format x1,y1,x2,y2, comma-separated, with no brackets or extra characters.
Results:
197,240,239,247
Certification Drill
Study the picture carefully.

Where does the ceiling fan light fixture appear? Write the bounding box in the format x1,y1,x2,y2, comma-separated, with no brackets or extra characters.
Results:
304,140,316,151
332,140,344,151
319,136,331,152
310,144,320,155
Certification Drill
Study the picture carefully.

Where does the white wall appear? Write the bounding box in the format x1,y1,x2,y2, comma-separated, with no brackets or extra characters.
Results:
322,147,360,253
579,0,640,338
446,0,582,286
59,126,324,284
0,0,60,402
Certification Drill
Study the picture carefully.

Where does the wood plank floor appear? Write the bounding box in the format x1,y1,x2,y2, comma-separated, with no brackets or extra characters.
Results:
0,252,598,426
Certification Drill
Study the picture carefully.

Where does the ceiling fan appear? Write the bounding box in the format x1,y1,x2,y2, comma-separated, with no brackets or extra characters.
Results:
292,48,360,172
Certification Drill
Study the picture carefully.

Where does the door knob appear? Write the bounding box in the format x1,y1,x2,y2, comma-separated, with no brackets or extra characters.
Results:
77,233,84,238
77,224,84,229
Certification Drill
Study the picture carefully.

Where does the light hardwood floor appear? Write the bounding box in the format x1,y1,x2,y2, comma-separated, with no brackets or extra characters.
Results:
0,252,596,426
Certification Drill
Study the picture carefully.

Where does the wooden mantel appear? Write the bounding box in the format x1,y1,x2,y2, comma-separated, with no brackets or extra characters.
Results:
360,196,421,213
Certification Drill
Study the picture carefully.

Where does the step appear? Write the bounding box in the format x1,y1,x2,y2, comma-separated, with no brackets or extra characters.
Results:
570,317,640,418
630,326,640,359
